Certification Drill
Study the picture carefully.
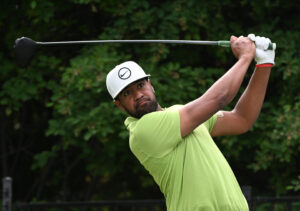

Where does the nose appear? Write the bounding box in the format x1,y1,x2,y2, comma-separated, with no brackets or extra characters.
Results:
133,90,143,101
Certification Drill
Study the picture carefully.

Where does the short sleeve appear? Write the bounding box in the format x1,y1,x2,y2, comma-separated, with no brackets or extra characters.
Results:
203,113,218,132
131,107,182,158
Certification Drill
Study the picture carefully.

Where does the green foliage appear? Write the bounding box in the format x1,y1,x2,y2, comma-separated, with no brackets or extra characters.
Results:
1,0,300,202
287,175,300,192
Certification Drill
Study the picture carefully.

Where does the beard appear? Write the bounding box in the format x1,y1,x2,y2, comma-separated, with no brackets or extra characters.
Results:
125,96,158,119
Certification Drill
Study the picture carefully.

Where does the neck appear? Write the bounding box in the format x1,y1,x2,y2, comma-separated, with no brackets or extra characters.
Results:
157,104,162,111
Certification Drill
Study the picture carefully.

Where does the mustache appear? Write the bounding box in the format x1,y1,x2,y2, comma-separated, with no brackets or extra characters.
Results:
135,97,151,109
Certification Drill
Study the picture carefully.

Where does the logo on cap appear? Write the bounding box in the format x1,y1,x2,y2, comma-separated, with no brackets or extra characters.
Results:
118,67,131,80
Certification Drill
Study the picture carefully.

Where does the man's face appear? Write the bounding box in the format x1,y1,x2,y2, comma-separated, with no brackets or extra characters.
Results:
114,79,158,118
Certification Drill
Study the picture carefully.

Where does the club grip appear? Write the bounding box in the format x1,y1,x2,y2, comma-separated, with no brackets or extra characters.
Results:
267,42,276,50
217,40,276,50
217,41,231,47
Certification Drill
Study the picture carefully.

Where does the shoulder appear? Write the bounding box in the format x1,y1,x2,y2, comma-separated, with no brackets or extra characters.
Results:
125,105,182,130
128,106,182,157
140,105,181,129
126,105,182,142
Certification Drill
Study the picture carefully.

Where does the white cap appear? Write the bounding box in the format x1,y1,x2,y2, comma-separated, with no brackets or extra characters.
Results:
106,61,150,99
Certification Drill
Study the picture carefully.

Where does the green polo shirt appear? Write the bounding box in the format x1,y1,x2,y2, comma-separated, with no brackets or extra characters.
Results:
125,105,248,211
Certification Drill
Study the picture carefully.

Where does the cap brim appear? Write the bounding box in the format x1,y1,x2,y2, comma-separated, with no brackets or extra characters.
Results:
113,75,151,99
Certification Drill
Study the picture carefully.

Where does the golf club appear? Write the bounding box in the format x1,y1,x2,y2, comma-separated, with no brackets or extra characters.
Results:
14,36,276,67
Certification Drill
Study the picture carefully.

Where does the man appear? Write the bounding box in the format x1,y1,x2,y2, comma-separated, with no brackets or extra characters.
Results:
106,34,275,210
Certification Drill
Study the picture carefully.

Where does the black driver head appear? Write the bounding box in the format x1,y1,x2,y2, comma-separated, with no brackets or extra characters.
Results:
14,37,37,67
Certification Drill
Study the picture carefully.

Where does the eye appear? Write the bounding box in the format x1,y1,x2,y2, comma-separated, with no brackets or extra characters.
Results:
137,82,145,89
123,90,130,97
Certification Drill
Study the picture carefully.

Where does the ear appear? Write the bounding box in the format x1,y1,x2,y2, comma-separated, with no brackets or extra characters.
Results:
114,99,125,112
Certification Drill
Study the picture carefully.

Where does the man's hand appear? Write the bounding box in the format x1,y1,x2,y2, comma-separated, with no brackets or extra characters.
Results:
230,35,256,61
248,34,275,65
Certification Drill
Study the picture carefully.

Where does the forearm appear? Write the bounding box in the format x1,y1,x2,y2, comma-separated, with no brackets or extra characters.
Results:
233,67,271,128
180,57,252,137
179,35,255,137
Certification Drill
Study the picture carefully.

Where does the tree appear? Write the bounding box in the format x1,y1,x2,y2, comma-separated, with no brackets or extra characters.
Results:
0,0,299,201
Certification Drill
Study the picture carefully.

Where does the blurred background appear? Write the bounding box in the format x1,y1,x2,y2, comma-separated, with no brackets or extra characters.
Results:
1,0,300,209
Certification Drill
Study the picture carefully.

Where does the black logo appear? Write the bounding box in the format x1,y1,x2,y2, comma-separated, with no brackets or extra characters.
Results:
118,67,131,80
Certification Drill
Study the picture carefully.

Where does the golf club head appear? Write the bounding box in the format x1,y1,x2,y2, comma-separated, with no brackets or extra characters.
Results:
14,37,37,67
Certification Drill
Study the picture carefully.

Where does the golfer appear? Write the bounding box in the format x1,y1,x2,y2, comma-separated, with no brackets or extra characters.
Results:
106,34,275,210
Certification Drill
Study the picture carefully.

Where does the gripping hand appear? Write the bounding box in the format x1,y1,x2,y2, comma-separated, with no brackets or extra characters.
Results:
248,34,275,67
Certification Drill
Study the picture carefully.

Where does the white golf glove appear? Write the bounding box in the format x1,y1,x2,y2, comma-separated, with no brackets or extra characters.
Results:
248,34,275,66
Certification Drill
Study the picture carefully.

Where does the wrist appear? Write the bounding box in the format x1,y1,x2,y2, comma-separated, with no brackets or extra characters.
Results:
239,55,253,64
256,63,273,68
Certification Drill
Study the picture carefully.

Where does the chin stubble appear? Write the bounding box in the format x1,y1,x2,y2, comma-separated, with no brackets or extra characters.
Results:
124,98,158,119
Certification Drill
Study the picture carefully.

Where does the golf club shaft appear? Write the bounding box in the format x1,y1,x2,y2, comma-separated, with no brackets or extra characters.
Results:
13,37,276,67
35,40,231,47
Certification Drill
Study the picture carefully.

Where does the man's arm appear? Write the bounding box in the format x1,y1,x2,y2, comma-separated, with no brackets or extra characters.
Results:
210,66,271,136
179,35,255,138
210,35,275,137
